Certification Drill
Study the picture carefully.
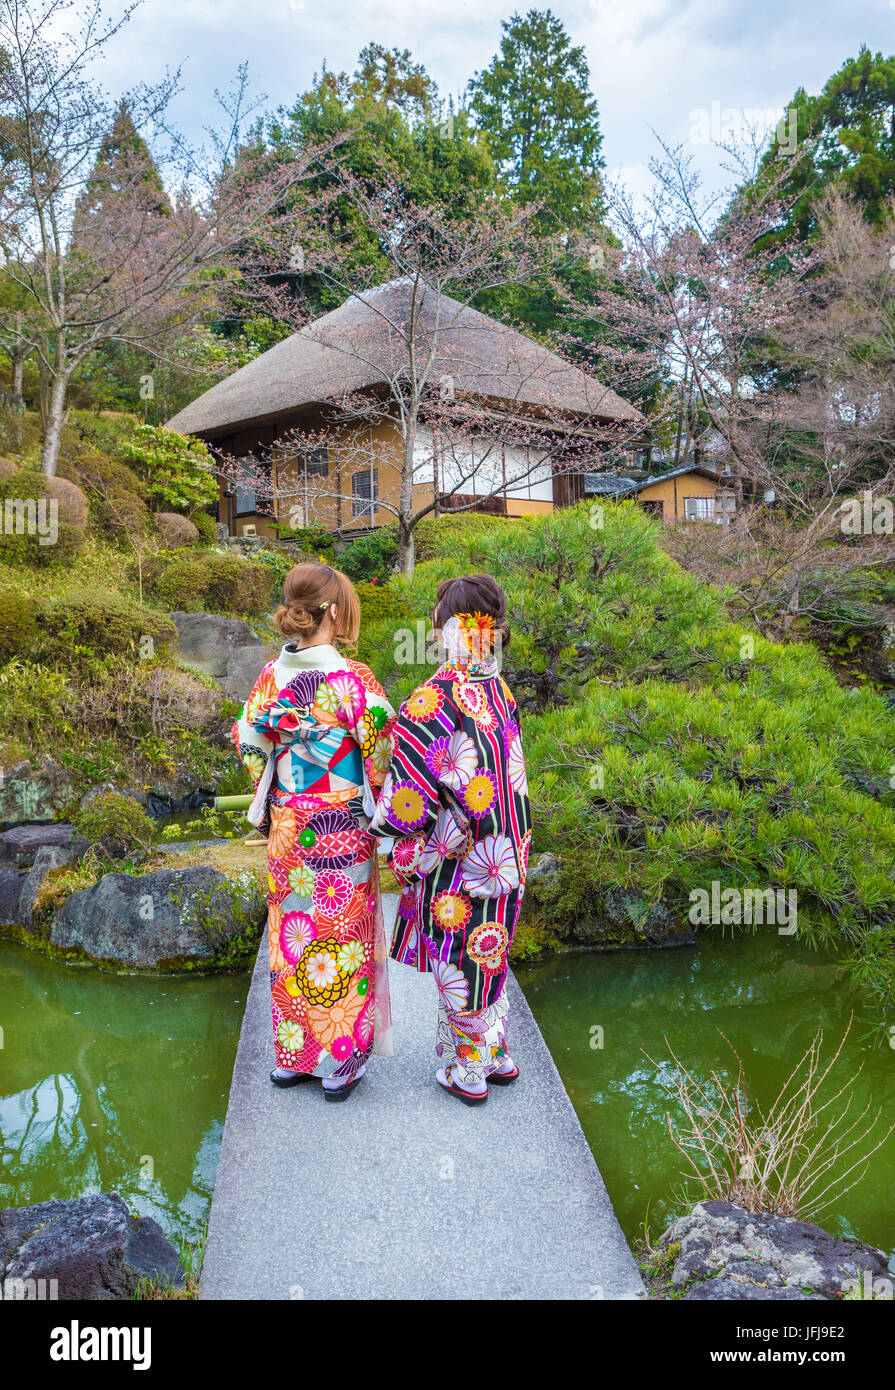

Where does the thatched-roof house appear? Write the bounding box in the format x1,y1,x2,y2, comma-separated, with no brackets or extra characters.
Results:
166,278,642,538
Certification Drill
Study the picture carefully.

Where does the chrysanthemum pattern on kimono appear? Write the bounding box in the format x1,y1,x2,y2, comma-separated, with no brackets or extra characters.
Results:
233,648,396,1078
369,659,532,1084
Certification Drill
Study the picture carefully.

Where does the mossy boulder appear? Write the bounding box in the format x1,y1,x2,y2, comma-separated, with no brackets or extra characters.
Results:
50,864,266,970
0,758,74,827
0,1193,184,1300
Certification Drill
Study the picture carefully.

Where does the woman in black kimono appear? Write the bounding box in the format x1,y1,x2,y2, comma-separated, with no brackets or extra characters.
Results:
369,574,532,1105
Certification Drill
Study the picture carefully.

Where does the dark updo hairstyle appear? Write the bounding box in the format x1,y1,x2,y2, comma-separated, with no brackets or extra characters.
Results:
274,561,361,644
432,573,510,650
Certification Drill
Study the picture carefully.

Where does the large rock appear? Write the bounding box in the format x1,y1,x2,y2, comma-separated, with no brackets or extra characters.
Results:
658,1200,890,1300
0,759,73,828
0,868,22,925
526,853,693,948
0,1193,183,1300
584,887,694,948
684,1277,825,1300
50,864,265,968
220,642,280,701
0,822,85,869
169,611,262,678
18,838,90,930
78,783,148,813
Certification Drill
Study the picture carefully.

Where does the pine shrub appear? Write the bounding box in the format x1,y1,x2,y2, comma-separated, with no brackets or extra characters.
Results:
367,504,895,1007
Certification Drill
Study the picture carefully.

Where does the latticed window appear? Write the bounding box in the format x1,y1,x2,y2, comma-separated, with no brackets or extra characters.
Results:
684,496,715,520
352,469,378,518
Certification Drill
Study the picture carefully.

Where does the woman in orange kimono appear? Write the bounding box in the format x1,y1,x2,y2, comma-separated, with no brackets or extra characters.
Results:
232,563,396,1101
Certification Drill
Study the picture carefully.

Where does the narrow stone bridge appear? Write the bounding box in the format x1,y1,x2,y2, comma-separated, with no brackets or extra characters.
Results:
200,897,645,1301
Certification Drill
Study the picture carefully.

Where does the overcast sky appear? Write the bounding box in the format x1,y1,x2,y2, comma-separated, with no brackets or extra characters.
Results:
96,0,894,198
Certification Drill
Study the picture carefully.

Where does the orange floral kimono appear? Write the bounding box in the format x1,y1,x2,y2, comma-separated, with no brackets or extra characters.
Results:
233,643,397,1079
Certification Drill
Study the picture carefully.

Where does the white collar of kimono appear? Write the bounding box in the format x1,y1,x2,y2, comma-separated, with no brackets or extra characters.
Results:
441,615,472,664
276,642,348,675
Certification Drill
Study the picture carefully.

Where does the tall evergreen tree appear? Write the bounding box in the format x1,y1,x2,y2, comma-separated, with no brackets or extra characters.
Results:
467,8,604,231
466,10,608,345
247,49,498,324
73,100,172,231
754,46,895,237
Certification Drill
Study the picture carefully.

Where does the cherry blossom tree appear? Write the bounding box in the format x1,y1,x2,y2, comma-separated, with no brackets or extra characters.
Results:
0,0,341,475
565,139,819,505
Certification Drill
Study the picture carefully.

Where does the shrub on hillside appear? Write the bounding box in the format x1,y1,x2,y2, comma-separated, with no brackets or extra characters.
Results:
0,468,86,566
252,547,290,601
0,588,37,662
275,523,336,561
188,509,218,543
414,512,509,564
0,659,70,743
56,442,153,540
62,446,147,500
0,406,41,458
119,424,218,514
141,551,273,617
68,409,142,458
154,512,199,547
37,593,177,662
44,476,89,528
353,580,415,668
339,526,398,584
75,790,155,855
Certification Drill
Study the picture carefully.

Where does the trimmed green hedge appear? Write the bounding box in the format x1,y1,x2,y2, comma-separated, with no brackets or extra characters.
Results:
0,468,86,567
140,550,274,617
37,593,177,661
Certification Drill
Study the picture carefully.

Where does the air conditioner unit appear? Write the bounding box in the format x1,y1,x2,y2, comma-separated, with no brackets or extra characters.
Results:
241,524,257,536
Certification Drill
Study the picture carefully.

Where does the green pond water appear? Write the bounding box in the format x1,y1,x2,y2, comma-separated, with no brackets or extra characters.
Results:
0,942,248,1247
518,932,895,1257
2,929,893,1260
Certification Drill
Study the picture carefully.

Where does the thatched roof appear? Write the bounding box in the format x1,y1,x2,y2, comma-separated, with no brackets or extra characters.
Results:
165,278,641,438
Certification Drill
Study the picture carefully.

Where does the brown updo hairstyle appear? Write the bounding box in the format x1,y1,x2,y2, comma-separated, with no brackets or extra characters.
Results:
274,562,361,645
432,573,511,650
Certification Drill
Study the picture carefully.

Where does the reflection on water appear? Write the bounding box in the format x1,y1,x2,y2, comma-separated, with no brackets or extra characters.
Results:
518,932,895,1255
0,942,248,1246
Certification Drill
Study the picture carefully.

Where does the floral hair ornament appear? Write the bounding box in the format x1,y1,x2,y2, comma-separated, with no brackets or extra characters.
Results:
454,610,496,660
456,611,496,633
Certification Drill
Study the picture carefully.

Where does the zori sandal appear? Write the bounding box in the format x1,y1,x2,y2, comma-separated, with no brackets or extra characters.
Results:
323,1070,365,1102
436,1064,488,1106
269,1069,312,1088
487,1064,520,1087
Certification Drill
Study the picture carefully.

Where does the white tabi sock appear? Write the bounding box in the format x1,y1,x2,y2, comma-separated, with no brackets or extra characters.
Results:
322,1064,365,1092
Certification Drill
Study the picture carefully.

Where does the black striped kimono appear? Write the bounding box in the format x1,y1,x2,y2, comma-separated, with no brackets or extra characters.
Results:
369,657,532,1084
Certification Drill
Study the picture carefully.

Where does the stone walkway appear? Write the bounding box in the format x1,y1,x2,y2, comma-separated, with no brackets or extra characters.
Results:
200,897,646,1300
